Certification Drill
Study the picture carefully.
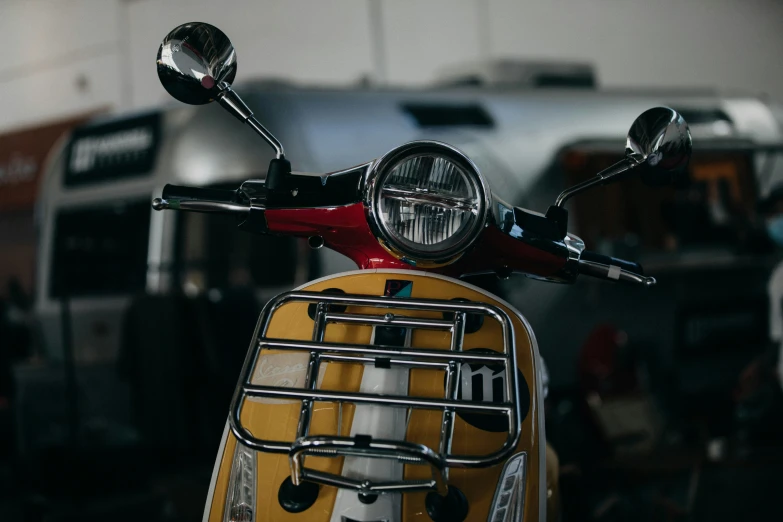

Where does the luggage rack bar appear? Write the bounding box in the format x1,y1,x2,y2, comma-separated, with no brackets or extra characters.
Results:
228,291,521,495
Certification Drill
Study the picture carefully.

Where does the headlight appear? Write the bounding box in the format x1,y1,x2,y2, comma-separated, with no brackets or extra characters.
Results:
365,141,490,265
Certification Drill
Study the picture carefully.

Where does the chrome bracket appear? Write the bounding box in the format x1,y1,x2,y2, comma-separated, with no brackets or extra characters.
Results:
228,291,522,496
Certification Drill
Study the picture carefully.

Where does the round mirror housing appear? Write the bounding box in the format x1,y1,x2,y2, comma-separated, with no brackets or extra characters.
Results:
156,22,237,105
626,107,692,187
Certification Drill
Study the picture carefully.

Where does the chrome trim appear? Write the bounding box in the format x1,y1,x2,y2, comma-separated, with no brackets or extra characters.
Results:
291,437,448,495
305,268,547,521
314,161,373,187
520,232,583,284
245,385,512,413
219,89,285,158
555,158,632,207
259,338,508,363
229,291,521,496
561,233,585,282
363,141,492,265
380,186,479,212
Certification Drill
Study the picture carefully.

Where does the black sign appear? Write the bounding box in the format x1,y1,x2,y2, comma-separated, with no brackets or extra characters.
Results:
64,112,161,187
675,298,767,356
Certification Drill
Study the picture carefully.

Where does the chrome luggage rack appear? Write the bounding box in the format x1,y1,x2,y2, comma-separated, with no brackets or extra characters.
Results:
229,291,522,496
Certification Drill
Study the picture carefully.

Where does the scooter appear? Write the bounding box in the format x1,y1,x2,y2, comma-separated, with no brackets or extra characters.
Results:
151,22,691,522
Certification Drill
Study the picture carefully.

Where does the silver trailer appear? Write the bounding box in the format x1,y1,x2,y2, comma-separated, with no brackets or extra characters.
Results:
34,83,783,366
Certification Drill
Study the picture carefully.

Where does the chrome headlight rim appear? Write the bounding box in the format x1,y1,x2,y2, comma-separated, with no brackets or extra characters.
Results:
364,140,491,265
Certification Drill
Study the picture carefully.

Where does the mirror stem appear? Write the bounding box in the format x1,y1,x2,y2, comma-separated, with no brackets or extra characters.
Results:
246,117,285,158
217,87,285,158
554,158,635,207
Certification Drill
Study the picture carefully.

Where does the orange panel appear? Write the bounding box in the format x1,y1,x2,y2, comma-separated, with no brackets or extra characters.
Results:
206,271,541,522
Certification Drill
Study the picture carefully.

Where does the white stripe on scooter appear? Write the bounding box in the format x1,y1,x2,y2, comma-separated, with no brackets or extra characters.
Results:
303,268,547,522
329,327,410,522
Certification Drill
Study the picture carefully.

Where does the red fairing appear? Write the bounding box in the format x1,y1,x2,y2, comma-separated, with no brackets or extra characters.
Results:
265,203,412,270
265,203,568,277
439,226,567,278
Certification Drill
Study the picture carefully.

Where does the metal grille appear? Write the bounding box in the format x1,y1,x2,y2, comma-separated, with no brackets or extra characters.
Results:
229,291,521,495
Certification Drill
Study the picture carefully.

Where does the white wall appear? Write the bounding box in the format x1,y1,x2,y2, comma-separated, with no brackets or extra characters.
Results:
0,0,782,133
125,0,376,111
487,0,783,96
0,1,125,130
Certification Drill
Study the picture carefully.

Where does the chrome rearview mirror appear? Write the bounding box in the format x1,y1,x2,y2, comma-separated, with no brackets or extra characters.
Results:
157,22,285,158
626,107,692,187
555,107,691,207
157,21,237,105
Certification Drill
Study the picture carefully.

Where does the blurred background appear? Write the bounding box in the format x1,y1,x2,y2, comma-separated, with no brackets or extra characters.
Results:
3,0,783,520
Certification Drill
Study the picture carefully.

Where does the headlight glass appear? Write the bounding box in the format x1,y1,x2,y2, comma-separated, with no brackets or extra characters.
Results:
373,144,486,262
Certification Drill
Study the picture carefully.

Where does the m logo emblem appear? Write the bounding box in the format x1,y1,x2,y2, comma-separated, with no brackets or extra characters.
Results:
451,348,530,432
460,364,506,403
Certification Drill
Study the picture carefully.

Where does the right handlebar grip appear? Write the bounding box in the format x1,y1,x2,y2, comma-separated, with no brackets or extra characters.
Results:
580,250,643,275
161,184,237,203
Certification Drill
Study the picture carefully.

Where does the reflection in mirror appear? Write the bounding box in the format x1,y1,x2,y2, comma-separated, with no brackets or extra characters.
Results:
626,107,692,187
157,22,237,105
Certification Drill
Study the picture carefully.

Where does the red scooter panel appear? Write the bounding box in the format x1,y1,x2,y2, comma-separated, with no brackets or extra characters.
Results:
265,203,569,277
265,203,412,270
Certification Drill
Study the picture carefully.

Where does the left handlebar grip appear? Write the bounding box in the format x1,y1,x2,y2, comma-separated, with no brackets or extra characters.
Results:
580,250,644,275
153,184,250,215
578,250,655,286
161,184,237,203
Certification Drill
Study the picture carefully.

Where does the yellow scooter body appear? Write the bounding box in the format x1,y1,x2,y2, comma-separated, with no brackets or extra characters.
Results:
203,270,547,522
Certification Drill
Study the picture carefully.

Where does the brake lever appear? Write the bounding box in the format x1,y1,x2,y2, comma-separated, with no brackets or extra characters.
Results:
152,197,250,215
578,259,657,286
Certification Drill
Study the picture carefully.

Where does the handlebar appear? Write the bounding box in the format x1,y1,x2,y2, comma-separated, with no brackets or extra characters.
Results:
578,250,656,286
150,184,655,286
163,184,238,203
